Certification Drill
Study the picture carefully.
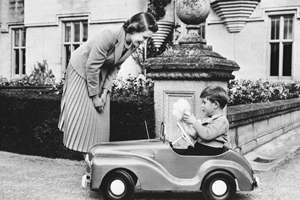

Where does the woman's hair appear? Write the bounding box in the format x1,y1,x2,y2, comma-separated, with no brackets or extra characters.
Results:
200,86,229,109
123,12,158,34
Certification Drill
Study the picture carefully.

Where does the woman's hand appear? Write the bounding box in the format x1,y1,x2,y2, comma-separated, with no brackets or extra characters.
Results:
92,95,105,112
183,111,197,125
100,93,107,106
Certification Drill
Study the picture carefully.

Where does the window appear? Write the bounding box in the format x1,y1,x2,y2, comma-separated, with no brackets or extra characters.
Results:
9,0,24,17
63,20,88,68
12,28,26,76
269,15,293,78
199,21,206,39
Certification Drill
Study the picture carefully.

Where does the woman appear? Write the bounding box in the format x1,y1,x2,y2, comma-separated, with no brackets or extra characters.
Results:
58,12,158,154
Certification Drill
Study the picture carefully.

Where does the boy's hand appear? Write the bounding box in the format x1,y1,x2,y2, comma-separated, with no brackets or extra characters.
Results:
183,111,197,125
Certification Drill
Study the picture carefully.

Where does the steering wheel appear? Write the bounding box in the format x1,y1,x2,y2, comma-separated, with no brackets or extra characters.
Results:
176,122,195,147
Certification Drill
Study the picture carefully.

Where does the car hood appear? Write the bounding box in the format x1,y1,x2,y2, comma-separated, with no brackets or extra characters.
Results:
89,138,167,156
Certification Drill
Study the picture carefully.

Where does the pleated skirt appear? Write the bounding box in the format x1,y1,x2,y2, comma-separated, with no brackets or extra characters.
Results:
58,64,110,153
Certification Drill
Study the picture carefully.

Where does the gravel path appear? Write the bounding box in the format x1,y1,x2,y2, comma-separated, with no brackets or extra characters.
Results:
1,147,300,200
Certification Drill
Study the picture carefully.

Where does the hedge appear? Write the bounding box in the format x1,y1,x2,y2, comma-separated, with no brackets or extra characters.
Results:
0,88,155,160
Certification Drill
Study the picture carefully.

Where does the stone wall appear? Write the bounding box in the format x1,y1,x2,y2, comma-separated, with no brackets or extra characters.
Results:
227,98,300,154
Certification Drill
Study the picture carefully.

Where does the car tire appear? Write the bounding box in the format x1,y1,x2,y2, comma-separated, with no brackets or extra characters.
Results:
202,171,236,200
101,170,135,200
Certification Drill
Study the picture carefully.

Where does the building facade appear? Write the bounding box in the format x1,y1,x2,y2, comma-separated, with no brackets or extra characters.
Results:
207,0,300,81
0,0,146,81
0,0,299,81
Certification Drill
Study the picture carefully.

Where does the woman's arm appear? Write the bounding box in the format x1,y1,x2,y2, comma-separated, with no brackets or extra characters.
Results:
102,63,121,93
192,118,229,140
86,29,115,97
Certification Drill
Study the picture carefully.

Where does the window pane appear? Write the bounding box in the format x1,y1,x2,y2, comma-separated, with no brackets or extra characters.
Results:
15,30,19,47
83,21,88,42
15,49,19,74
199,22,205,39
65,45,71,68
22,29,26,46
73,44,80,50
65,23,71,42
271,17,280,40
74,22,80,42
22,49,26,74
270,43,279,76
284,16,293,40
282,43,292,76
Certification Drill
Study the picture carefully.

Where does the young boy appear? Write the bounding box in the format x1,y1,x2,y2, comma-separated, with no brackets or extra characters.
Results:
182,86,229,156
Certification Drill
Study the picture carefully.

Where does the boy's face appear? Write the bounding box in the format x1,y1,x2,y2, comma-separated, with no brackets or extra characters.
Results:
201,97,216,117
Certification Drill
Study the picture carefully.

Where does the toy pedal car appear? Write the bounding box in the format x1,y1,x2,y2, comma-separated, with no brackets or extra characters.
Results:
82,122,258,200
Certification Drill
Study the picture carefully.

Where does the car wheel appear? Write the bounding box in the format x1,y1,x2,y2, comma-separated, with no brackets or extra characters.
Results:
202,171,236,200
101,170,135,200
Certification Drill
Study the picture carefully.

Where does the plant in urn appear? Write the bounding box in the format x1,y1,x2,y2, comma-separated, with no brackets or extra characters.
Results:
176,0,210,44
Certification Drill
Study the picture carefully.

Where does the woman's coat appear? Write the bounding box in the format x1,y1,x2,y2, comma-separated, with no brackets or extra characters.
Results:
70,26,137,96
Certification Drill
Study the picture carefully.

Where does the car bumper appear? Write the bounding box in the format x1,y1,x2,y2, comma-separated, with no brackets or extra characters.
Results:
81,172,91,188
82,153,92,189
253,176,259,188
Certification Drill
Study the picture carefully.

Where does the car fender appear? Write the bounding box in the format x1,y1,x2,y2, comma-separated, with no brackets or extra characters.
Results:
90,152,202,191
198,159,255,191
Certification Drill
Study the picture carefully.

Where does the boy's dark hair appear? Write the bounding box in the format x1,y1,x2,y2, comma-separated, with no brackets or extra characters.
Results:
200,86,229,109
123,12,158,34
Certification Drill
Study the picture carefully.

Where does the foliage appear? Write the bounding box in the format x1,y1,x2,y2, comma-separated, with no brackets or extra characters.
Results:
112,77,300,106
228,79,300,106
0,60,56,87
147,0,172,21
0,75,9,86
111,74,154,102
27,60,56,86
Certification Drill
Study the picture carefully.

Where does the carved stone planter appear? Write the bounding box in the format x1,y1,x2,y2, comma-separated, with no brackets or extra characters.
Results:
145,0,240,147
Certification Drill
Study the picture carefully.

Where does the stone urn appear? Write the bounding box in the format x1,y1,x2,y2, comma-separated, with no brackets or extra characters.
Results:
176,0,210,25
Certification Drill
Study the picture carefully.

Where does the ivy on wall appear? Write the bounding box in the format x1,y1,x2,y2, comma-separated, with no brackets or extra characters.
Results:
147,0,172,21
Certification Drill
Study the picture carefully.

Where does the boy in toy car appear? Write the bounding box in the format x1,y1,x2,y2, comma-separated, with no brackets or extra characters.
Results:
182,86,229,156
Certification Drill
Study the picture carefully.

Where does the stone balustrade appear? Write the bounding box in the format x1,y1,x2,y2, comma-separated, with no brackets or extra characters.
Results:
227,98,300,154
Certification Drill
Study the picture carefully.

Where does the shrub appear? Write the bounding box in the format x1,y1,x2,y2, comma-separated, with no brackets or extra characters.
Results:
228,79,300,106
0,75,9,86
27,60,56,86
0,60,57,87
111,74,154,102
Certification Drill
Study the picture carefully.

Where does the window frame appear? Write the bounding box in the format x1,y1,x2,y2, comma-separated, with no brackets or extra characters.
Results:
61,17,89,70
267,10,295,81
11,26,26,77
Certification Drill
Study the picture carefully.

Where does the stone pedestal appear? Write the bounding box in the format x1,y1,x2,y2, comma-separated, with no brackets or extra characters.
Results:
144,0,240,148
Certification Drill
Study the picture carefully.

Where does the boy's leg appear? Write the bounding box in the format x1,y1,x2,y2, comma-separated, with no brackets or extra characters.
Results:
194,143,223,156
